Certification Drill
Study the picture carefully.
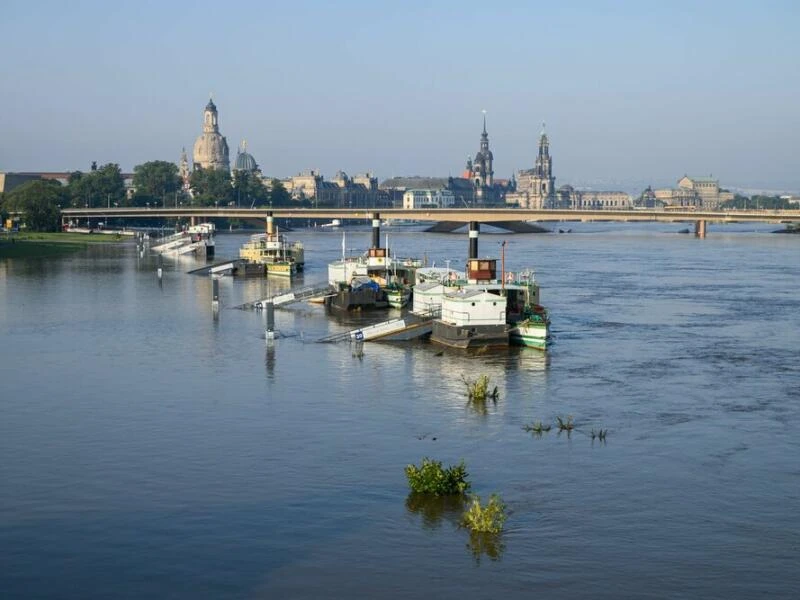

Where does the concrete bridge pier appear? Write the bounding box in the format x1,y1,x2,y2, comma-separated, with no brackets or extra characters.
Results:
694,220,707,238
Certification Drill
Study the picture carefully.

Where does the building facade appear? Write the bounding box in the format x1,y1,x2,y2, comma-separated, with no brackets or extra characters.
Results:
654,176,733,209
556,186,632,209
192,98,230,171
402,188,456,209
285,170,386,207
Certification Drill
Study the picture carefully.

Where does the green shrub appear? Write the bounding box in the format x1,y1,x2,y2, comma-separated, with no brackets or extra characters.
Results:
462,375,499,402
405,457,471,495
462,494,507,534
523,421,551,434
556,415,574,431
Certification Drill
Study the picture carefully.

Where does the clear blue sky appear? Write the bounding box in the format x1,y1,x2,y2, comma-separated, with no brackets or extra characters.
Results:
2,0,798,191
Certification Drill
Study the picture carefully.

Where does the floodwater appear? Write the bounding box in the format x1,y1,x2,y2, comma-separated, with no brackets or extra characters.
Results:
1,222,798,599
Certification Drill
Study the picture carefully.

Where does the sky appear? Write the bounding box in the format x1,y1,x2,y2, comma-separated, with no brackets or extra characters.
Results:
2,0,799,192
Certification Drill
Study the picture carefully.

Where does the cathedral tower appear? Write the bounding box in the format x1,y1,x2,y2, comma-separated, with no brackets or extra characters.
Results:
531,125,554,203
192,97,230,171
509,123,557,209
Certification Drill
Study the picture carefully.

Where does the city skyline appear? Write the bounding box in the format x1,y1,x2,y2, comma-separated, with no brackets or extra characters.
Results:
2,0,799,192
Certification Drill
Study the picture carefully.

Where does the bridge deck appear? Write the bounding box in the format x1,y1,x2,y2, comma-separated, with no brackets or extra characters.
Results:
60,207,800,225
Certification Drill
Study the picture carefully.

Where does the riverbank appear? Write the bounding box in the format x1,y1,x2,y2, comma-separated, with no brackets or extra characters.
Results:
0,231,129,258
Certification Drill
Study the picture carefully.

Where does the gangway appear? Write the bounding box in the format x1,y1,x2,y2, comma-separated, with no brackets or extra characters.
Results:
151,234,190,253
238,282,335,310
170,240,207,256
187,259,244,276
318,309,439,343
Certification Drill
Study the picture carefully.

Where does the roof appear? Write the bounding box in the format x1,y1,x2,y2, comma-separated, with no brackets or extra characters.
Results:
380,176,449,190
233,151,258,171
684,176,718,183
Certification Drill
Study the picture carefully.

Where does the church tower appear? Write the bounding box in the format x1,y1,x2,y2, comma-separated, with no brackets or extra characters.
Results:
179,147,190,190
529,124,555,207
192,97,230,171
472,113,494,188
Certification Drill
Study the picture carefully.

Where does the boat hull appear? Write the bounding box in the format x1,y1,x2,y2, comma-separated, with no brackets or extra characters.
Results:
430,321,508,349
509,323,549,350
327,288,388,311
386,287,411,309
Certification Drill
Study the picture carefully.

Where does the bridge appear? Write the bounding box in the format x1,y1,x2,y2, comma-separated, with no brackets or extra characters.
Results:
60,206,800,238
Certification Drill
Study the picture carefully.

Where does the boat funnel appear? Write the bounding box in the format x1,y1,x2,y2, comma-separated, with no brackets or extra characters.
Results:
371,215,381,249
266,212,274,236
468,221,479,259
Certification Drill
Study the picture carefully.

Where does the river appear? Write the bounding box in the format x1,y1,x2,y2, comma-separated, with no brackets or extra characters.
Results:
1,222,798,599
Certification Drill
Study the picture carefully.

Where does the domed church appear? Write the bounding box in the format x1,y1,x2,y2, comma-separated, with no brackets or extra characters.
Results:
232,140,259,174
193,97,230,171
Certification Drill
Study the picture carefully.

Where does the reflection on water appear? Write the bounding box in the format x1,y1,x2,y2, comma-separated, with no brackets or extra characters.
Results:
405,493,467,530
466,531,506,564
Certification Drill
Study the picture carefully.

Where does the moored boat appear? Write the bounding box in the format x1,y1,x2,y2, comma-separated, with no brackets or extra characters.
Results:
238,213,304,277
430,222,550,350
326,219,420,311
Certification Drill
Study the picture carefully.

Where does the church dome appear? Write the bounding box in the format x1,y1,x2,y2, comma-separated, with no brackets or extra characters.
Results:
234,150,258,172
206,98,217,112
193,133,230,171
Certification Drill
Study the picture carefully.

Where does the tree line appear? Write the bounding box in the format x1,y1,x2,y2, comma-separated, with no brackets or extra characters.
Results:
0,161,293,231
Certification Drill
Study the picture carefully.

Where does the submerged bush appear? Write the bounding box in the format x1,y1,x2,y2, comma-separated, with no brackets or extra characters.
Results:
462,375,499,403
462,494,507,534
405,457,471,495
523,421,551,434
556,415,574,431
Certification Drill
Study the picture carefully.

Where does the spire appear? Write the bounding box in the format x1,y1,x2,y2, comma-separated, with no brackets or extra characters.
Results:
482,109,487,135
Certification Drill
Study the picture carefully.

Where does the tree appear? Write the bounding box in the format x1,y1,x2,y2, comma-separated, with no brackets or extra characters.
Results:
189,167,234,206
4,180,67,231
721,194,792,210
132,160,182,206
269,179,291,206
68,163,126,207
232,170,270,207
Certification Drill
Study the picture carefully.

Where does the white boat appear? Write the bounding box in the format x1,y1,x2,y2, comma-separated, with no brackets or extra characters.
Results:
430,259,550,350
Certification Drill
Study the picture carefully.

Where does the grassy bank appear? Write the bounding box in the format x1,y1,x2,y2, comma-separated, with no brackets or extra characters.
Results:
0,231,128,258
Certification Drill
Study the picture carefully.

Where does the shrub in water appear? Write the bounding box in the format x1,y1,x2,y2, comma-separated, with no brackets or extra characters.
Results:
523,421,551,434
462,494,507,534
556,415,574,431
405,457,471,495
462,375,499,402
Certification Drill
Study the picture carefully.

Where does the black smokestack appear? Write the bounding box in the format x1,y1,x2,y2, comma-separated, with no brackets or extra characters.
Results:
468,221,479,259
371,216,381,249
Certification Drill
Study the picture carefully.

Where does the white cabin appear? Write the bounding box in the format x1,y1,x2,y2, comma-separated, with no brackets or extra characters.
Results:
439,288,507,327
328,258,368,286
412,281,447,314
